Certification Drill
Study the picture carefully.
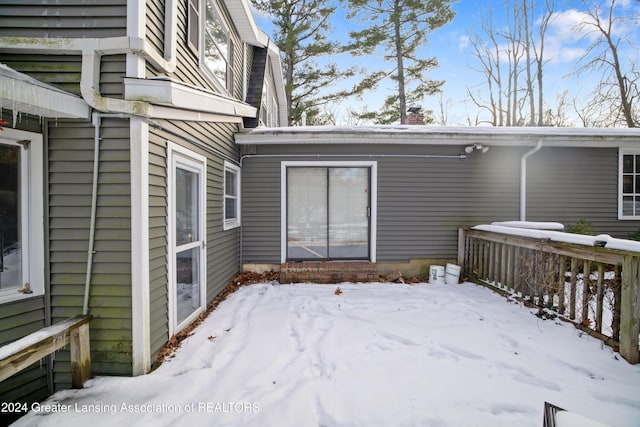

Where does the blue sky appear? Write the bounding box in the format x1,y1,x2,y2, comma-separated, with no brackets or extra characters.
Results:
253,0,640,125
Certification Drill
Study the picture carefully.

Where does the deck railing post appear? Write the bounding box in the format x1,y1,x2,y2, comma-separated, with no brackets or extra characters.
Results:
70,322,92,388
620,255,640,364
457,227,466,267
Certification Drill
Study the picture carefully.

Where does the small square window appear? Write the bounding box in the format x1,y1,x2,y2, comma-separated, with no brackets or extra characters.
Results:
223,162,240,230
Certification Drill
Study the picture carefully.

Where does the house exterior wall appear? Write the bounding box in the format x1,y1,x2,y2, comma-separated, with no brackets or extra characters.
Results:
0,0,279,403
48,117,133,386
147,120,242,360
241,143,640,270
0,1,127,98
527,147,639,235
0,115,49,424
0,116,43,421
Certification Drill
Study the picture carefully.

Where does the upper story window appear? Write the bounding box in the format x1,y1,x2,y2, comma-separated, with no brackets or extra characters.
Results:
620,150,640,219
188,0,233,93
260,81,279,127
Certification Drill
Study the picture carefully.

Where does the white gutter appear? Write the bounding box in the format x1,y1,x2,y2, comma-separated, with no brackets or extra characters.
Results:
0,37,175,116
520,138,543,221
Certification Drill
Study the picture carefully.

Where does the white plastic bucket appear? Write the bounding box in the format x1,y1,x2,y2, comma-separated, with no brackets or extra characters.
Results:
429,265,445,284
445,263,461,284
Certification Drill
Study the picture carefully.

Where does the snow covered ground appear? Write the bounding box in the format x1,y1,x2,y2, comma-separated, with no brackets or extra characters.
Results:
13,281,640,427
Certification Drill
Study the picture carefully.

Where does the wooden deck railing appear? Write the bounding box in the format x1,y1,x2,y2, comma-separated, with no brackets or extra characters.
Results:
0,314,92,388
458,227,640,364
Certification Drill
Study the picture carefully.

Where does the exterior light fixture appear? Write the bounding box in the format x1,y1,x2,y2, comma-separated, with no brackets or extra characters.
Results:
464,144,490,154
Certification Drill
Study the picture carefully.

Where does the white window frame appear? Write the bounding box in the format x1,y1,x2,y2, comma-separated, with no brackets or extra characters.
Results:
223,161,241,230
166,142,207,335
196,0,232,93
280,161,377,263
0,130,44,305
260,81,269,127
187,0,200,54
619,148,640,220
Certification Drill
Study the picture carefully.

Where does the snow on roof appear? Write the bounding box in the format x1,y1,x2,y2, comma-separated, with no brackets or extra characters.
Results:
473,224,640,253
0,63,89,119
236,124,639,147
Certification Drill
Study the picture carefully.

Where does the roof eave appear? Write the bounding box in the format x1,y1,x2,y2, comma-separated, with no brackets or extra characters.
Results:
235,125,640,147
0,69,90,120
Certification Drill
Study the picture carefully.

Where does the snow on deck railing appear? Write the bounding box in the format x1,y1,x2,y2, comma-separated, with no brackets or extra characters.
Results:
0,314,92,388
458,224,640,364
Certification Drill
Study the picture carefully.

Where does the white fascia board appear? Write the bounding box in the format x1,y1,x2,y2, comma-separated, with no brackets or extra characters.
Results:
235,126,640,147
266,43,288,125
223,0,268,47
0,74,89,119
124,78,257,119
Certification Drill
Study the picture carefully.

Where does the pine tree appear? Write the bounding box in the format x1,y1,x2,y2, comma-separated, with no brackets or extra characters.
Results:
343,0,455,124
252,0,367,126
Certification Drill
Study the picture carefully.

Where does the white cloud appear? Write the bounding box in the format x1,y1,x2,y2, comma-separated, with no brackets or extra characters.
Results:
458,35,470,51
541,9,597,64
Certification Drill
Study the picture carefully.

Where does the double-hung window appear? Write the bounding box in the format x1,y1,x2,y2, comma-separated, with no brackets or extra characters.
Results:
188,0,233,92
224,161,241,230
620,150,640,219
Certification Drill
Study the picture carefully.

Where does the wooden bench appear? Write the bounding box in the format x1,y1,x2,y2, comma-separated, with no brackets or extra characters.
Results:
0,314,92,388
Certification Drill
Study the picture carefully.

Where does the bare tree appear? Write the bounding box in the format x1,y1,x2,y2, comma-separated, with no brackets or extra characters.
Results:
532,0,555,125
467,8,506,126
574,0,639,127
543,90,572,126
436,92,452,125
466,0,556,126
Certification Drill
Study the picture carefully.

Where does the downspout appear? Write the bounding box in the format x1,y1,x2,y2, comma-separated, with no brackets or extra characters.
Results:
520,138,543,221
0,36,177,116
83,112,101,315
83,112,127,315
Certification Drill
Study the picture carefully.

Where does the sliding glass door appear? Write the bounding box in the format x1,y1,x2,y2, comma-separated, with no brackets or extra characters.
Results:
287,167,370,260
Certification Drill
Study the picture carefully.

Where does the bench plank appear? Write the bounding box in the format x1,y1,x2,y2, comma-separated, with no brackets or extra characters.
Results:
0,315,92,384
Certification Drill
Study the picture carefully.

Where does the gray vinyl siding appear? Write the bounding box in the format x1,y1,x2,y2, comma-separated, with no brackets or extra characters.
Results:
0,297,49,425
241,144,521,263
527,147,640,236
148,134,168,360
241,156,282,263
146,0,165,56
376,146,521,261
241,143,640,264
48,118,132,388
0,1,127,38
0,54,82,96
147,120,240,348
